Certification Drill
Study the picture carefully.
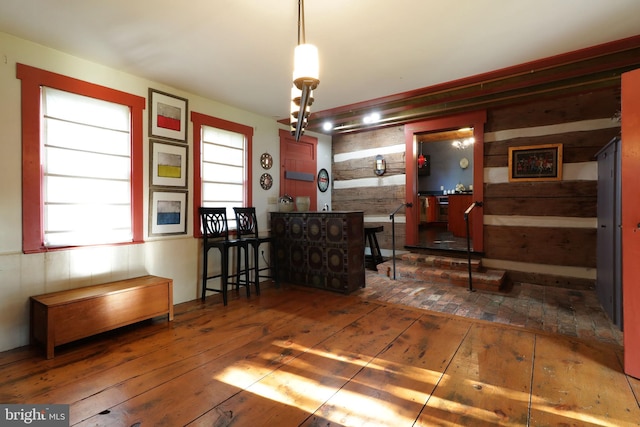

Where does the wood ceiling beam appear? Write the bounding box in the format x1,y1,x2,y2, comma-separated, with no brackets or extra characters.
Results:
298,35,640,135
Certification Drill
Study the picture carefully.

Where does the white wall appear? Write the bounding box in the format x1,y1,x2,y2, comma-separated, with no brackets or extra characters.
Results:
0,32,331,352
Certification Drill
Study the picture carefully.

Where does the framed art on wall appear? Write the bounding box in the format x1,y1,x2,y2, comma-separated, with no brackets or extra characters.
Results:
149,89,188,142
508,143,563,182
150,190,188,236
151,140,187,188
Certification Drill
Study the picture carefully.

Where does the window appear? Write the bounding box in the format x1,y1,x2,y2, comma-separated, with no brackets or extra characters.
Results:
18,64,145,253
191,112,253,235
42,88,132,246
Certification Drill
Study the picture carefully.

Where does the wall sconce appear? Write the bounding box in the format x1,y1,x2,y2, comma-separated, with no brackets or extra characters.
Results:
374,154,386,176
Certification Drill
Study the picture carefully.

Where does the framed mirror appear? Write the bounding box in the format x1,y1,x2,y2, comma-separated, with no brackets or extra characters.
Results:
260,152,273,170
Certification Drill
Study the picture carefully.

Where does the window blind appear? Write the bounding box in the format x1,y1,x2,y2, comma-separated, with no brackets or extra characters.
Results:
42,87,132,247
201,125,246,228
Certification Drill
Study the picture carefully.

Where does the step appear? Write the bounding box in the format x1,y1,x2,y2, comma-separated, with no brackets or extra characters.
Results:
375,258,508,292
400,253,482,272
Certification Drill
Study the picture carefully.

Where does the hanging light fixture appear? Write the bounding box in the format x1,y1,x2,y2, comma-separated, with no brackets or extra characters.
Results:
452,137,475,150
418,141,426,168
290,0,319,141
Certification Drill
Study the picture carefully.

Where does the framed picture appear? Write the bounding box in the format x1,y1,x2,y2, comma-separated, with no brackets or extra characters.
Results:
508,143,563,182
151,140,187,188
150,190,188,235
149,89,188,142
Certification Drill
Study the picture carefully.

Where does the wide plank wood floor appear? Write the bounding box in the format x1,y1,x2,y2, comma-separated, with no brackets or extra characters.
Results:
1,283,639,426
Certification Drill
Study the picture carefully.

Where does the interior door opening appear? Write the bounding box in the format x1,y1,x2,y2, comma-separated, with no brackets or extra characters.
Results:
404,111,486,253
417,128,475,252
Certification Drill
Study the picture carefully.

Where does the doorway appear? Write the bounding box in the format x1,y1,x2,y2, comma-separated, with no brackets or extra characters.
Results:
417,128,475,251
278,129,318,211
404,111,487,253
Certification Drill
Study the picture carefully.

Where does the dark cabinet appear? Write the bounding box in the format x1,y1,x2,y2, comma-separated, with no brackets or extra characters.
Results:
596,137,622,328
271,211,365,293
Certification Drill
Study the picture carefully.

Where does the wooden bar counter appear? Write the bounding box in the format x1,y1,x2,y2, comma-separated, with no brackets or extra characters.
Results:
271,211,365,293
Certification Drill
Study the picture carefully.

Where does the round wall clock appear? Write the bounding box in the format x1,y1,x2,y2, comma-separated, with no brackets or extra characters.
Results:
260,153,273,170
459,157,469,169
317,168,330,192
260,173,273,190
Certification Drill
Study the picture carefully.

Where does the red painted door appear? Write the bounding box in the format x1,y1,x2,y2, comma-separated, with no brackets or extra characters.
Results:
622,68,640,379
279,129,318,211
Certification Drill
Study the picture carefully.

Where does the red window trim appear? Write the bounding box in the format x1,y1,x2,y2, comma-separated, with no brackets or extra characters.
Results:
191,111,253,238
17,63,146,253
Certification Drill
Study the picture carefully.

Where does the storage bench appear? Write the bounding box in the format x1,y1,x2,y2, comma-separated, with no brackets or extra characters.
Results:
30,275,173,359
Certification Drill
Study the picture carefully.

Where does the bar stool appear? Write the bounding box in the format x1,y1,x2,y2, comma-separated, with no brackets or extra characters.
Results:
233,207,279,293
364,226,384,270
199,207,250,305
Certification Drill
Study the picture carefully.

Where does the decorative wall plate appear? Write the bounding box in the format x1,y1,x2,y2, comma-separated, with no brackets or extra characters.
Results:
260,172,273,190
260,152,273,170
317,168,330,192
459,157,469,169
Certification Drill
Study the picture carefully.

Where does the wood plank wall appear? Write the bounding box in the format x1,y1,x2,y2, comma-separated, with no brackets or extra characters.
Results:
332,87,621,289
332,127,407,251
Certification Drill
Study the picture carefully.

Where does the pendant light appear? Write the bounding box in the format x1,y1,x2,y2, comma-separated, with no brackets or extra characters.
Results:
418,141,426,168
290,0,319,141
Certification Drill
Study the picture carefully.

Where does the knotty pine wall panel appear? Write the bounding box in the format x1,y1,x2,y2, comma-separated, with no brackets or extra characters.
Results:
332,186,405,215
484,181,597,217
482,88,618,286
484,225,597,268
484,127,620,167
484,195,596,218
485,87,620,132
332,152,405,181
332,127,404,155
331,85,619,285
333,126,406,250
480,87,620,287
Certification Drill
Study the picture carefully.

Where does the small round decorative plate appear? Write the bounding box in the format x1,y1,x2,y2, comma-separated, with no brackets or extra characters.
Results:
260,173,273,190
317,168,329,192
459,157,469,169
260,152,273,170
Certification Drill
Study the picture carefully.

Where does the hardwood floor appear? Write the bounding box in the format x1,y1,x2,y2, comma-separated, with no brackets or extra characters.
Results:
1,283,639,426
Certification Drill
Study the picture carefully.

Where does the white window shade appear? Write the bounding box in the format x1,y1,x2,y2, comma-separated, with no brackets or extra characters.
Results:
42,87,132,247
201,125,246,228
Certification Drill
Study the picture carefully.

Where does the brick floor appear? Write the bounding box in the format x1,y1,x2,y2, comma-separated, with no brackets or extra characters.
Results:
356,269,623,346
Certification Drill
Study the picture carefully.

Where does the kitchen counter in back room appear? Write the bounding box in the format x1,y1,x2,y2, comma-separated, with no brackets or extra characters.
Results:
447,193,475,238
270,211,365,293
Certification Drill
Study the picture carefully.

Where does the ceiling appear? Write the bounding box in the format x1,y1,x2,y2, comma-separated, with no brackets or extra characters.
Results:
1,1,639,131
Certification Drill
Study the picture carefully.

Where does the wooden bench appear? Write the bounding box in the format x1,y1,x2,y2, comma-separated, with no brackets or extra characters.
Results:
30,275,173,359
